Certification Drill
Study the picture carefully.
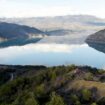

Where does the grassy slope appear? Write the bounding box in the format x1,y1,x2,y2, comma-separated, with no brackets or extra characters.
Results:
68,80,105,98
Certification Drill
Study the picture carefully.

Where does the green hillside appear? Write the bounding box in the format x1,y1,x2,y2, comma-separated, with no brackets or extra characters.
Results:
0,65,105,105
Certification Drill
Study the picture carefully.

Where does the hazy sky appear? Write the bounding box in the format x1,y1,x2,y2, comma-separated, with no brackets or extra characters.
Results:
0,0,105,18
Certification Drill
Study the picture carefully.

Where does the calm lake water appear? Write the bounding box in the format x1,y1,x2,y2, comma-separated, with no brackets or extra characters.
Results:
0,43,105,69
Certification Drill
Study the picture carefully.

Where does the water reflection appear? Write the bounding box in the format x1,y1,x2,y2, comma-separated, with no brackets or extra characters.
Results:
87,42,105,54
0,43,105,69
0,38,41,48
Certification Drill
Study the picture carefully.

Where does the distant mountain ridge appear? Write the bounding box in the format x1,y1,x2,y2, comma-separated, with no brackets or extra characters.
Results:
0,22,45,39
0,15,105,31
0,22,46,47
0,15,105,46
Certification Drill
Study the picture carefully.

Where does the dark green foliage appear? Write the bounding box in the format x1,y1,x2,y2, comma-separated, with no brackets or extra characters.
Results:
91,103,98,105
0,77,32,104
34,83,46,97
46,92,66,105
11,92,39,105
81,89,92,101
70,94,81,105
99,76,105,82
97,97,105,105
0,70,11,86
0,65,105,105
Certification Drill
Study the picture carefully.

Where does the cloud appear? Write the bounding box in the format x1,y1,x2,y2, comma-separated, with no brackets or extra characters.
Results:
0,43,87,55
0,43,87,65
0,0,105,18
0,4,75,17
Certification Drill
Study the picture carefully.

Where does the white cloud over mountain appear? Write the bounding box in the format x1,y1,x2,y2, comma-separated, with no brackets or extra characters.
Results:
0,0,105,18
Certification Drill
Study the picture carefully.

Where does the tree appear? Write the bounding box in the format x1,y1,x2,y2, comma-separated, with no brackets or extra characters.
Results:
35,83,45,97
46,92,66,105
81,89,92,101
12,92,39,105
70,94,81,105
75,100,81,105
25,98,39,105
91,103,97,105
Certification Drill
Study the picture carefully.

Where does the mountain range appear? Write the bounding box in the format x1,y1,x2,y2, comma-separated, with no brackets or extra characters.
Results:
0,22,46,47
1,15,105,31
0,15,105,47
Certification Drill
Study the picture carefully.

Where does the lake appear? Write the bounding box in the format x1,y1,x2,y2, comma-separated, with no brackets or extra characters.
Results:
0,43,105,69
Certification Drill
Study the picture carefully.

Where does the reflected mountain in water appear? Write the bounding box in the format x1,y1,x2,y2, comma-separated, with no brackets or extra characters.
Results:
1,43,105,68
0,38,41,48
0,22,46,48
87,42,105,54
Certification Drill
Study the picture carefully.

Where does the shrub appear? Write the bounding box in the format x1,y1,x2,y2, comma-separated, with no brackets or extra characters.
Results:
97,97,105,105
12,92,39,105
34,83,45,97
46,92,66,105
70,94,81,105
70,94,79,103
91,102,97,105
81,89,92,101
84,73,93,81
25,97,39,105
75,100,81,105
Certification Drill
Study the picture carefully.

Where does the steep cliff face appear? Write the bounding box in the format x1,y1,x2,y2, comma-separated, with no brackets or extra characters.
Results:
86,29,105,44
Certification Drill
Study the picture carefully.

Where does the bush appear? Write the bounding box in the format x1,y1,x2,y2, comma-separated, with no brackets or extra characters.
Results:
34,83,45,97
12,92,39,105
70,94,79,103
25,98,39,105
91,102,97,105
70,94,81,105
84,73,93,81
46,92,66,105
97,97,105,105
75,100,81,105
81,89,92,101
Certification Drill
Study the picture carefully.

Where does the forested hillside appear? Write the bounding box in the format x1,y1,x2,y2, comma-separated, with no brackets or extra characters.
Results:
0,65,105,105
